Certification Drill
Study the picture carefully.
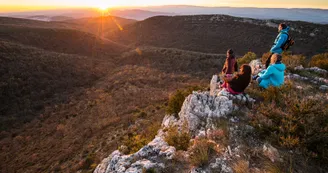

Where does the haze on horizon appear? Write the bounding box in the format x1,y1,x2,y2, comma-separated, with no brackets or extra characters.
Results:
1,0,328,13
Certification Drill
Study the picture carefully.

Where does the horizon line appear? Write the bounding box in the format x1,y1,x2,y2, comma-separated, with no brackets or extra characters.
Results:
1,4,328,14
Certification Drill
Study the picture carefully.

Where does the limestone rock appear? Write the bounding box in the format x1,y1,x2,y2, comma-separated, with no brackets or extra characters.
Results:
263,144,280,162
319,85,328,91
94,79,257,173
249,59,264,75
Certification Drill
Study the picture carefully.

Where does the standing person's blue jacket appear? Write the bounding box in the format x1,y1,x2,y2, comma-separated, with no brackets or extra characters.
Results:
270,27,290,54
258,63,286,89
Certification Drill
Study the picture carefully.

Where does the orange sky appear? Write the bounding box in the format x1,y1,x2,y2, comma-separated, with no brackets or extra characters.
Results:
1,0,327,12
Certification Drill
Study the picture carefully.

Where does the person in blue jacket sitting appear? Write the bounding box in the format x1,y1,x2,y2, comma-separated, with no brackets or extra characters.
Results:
257,54,286,89
265,23,290,68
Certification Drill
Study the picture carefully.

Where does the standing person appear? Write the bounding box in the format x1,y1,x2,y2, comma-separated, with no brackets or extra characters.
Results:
222,64,252,94
258,54,286,89
265,23,290,68
220,49,238,87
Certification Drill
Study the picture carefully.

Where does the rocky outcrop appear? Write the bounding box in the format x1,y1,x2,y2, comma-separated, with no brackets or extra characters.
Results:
294,65,327,75
250,59,328,85
94,61,326,173
94,76,260,173
285,73,328,85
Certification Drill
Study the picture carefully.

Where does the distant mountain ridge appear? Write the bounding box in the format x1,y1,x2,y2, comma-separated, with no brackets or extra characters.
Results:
141,5,328,24
106,14,328,56
0,5,328,24
1,6,327,23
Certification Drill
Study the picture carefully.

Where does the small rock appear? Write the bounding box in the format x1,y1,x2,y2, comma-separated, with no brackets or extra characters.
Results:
320,85,328,91
263,144,280,162
294,65,304,70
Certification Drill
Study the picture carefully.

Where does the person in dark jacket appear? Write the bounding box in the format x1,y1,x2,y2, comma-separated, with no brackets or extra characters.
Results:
265,23,290,68
222,64,252,94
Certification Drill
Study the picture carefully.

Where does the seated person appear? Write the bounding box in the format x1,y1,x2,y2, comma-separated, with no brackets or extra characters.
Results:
220,49,238,86
221,49,238,77
257,54,286,89
221,64,252,94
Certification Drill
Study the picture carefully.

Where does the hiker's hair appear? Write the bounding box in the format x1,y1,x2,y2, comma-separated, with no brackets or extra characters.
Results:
227,49,234,55
279,23,287,29
227,49,235,58
271,54,280,64
240,64,252,76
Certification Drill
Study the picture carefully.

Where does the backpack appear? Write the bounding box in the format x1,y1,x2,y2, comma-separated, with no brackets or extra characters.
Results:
281,33,295,51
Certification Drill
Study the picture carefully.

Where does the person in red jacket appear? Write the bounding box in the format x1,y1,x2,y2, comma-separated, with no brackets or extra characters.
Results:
221,49,238,76
221,49,238,88
222,64,252,94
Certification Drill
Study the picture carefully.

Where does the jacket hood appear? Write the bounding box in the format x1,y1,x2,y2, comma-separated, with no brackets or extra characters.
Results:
280,26,290,33
272,63,286,72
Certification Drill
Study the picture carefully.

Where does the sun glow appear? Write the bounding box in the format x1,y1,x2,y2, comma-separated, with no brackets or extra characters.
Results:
94,1,110,11
97,5,109,11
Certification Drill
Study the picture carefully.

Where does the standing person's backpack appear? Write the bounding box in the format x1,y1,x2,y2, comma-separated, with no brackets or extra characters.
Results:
281,34,295,51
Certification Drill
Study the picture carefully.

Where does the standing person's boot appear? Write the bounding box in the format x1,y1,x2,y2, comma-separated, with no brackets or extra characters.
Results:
265,53,273,69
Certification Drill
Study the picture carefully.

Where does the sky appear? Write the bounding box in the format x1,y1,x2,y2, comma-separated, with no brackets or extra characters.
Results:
1,0,328,12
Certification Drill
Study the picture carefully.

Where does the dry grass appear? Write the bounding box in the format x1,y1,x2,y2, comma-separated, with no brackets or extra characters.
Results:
232,160,250,173
189,138,216,167
0,40,218,172
309,53,328,70
247,80,328,166
164,125,191,151
262,161,283,173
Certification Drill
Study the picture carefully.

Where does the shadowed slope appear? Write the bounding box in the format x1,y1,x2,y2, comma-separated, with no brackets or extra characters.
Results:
0,40,114,131
0,24,127,57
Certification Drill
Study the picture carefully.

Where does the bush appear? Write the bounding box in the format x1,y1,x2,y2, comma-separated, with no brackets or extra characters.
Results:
282,53,306,68
166,86,203,116
164,126,191,151
120,121,161,154
261,81,294,106
249,82,328,162
237,52,257,66
309,53,328,70
189,138,216,167
261,52,306,69
208,118,229,146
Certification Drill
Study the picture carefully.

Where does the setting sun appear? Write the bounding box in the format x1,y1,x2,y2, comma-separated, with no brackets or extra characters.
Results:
94,1,110,11
97,5,109,11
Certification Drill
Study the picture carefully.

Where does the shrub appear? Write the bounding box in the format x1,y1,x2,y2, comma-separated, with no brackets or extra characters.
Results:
282,53,306,69
261,81,294,105
263,161,283,173
164,126,191,151
166,90,186,116
120,133,148,154
208,118,229,146
142,168,157,173
120,121,161,154
166,86,203,116
249,81,328,162
189,138,216,167
261,52,306,69
309,53,328,70
237,52,257,66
